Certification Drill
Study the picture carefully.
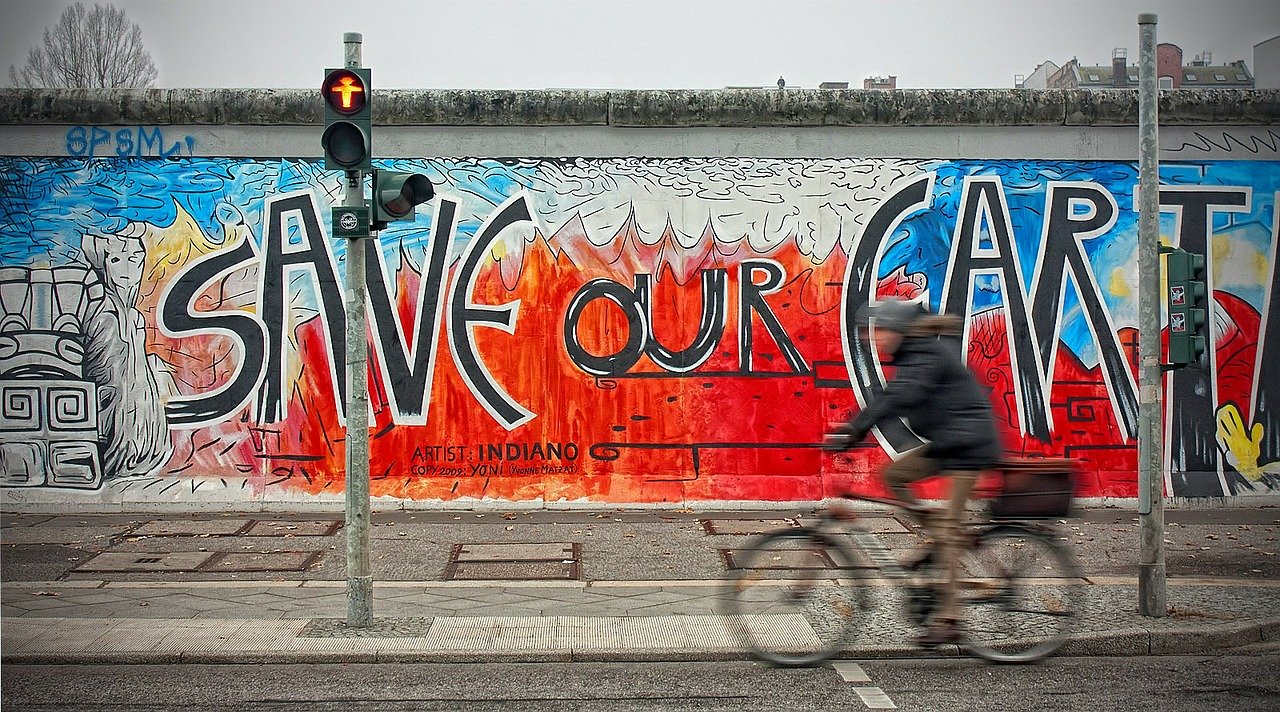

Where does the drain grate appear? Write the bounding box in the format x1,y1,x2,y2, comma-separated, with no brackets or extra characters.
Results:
444,542,580,581
700,518,798,535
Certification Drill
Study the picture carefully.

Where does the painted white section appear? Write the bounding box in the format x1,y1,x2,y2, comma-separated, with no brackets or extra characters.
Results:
832,660,872,682
853,686,898,709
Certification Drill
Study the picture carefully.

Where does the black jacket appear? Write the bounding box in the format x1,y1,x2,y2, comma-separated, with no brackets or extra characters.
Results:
846,329,1001,471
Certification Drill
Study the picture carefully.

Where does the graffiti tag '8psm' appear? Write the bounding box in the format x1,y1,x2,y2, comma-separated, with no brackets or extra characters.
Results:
65,126,196,158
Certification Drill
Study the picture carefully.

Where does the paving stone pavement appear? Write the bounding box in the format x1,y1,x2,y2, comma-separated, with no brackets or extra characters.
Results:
3,507,1279,662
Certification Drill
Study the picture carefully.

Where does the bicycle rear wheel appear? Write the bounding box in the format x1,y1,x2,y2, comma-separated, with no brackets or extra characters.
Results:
958,525,1084,663
719,527,867,667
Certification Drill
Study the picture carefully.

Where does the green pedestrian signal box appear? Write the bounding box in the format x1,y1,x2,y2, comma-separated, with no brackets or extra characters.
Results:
1164,246,1207,368
371,170,434,230
321,67,371,171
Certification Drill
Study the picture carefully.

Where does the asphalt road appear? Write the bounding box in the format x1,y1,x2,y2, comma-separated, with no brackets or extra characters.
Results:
4,651,1278,712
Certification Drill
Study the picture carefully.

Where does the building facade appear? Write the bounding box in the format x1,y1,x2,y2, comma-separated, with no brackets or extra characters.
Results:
1256,35,1280,90
863,76,897,90
1037,43,1254,89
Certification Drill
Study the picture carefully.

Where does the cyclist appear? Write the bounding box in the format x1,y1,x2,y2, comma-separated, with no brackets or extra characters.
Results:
823,298,1002,646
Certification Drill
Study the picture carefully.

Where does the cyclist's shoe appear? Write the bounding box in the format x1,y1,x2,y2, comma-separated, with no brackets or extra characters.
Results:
914,620,962,648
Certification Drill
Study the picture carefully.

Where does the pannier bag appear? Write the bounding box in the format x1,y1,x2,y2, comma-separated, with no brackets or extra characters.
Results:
989,458,1077,519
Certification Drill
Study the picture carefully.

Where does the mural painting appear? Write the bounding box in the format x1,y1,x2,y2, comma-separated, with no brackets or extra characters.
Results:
0,156,1276,503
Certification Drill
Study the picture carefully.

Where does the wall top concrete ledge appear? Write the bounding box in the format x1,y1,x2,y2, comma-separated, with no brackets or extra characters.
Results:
2,88,1277,127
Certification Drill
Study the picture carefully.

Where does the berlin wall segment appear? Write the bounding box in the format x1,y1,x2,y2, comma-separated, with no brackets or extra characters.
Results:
0,92,1277,508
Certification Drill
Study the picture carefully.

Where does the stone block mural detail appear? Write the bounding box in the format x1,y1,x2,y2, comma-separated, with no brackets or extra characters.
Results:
0,156,1275,503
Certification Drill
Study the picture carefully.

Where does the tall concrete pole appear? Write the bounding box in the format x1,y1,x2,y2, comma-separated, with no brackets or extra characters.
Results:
1136,13,1167,617
341,31,372,628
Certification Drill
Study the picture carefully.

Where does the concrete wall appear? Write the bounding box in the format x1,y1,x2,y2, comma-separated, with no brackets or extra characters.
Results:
0,89,1278,511
2,88,1279,160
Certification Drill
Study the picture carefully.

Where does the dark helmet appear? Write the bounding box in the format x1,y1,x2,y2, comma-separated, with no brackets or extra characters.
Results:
865,298,925,333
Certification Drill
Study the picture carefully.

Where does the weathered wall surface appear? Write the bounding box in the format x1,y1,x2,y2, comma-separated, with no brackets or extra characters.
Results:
0,89,1277,510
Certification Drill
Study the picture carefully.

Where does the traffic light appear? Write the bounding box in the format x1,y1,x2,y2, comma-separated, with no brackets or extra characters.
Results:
1165,246,1208,367
321,67,371,171
371,170,434,229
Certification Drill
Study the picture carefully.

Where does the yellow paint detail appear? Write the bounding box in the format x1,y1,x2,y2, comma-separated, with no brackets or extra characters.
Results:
1109,267,1132,298
1215,403,1266,482
143,201,222,286
1211,235,1230,270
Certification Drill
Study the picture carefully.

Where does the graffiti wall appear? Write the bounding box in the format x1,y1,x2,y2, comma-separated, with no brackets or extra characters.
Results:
0,156,1276,505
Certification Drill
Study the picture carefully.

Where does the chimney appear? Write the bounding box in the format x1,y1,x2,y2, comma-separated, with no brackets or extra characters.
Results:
1157,43,1183,87
1112,48,1128,88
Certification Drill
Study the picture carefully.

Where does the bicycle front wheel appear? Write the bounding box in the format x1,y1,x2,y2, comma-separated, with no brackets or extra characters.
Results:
719,527,867,667
959,525,1084,663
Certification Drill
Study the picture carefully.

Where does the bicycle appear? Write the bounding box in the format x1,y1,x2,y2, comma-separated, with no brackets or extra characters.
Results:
718,458,1084,666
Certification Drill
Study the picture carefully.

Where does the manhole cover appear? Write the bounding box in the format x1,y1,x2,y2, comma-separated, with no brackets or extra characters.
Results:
73,551,215,573
242,520,342,537
128,520,254,537
701,518,797,535
444,542,580,580
720,548,838,570
454,542,575,562
447,560,577,581
794,516,912,534
202,551,323,572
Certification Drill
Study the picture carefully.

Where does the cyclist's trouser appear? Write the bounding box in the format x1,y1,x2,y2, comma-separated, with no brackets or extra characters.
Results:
882,448,978,621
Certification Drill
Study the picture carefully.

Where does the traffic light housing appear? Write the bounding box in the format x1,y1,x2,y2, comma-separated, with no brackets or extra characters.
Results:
1165,246,1207,367
321,67,371,171
371,170,434,229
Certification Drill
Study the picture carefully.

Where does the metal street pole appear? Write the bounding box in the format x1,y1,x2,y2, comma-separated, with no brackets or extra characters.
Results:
1136,12,1167,617
341,31,372,628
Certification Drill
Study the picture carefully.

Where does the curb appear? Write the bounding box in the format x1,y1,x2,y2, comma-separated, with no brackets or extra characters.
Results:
6,618,1277,666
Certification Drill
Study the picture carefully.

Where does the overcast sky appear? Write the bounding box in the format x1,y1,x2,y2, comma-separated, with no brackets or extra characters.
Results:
1,0,1277,90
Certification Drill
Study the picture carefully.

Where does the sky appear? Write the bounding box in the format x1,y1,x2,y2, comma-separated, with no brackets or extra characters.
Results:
0,0,1277,90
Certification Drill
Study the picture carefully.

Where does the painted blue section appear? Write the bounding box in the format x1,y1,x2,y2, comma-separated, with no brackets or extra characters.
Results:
895,160,1277,366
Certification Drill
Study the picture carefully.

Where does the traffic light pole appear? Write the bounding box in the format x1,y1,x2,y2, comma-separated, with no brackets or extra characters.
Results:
340,31,372,628
1136,13,1167,617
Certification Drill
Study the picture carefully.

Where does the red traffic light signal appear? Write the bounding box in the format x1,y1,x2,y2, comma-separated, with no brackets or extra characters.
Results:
322,69,367,115
321,67,371,171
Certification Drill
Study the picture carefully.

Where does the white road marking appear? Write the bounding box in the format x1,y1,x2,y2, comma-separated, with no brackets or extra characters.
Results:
833,662,897,709
831,661,871,683
853,686,898,709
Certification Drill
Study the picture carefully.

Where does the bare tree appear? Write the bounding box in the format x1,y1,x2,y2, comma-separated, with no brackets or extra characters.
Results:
9,3,158,89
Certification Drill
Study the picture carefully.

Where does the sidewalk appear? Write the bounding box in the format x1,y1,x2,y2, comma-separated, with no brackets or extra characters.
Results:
4,507,1279,663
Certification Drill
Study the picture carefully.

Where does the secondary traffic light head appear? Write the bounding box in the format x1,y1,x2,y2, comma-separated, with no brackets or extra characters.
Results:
372,170,434,229
1165,247,1208,367
321,67,371,171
